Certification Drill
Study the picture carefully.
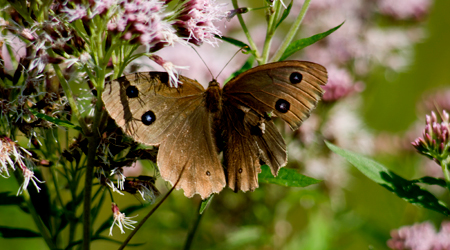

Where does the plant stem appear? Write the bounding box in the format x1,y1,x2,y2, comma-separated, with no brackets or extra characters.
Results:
441,158,450,192
82,89,105,250
19,182,58,249
183,201,205,250
232,0,262,64
261,1,280,64
118,183,178,250
270,0,311,62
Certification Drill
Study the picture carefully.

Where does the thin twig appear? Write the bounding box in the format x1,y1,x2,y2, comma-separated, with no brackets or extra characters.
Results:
183,201,205,250
118,165,186,250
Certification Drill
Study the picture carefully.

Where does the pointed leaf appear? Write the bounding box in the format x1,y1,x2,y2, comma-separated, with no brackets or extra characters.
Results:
259,165,321,187
276,1,293,28
411,177,447,187
216,35,250,53
0,192,24,205
280,22,344,61
29,109,82,132
199,195,214,214
326,141,450,216
0,226,40,238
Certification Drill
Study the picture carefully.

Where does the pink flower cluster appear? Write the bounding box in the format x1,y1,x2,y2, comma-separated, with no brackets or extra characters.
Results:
174,0,226,46
297,0,431,102
322,66,364,102
61,0,226,50
412,110,450,161
387,221,450,250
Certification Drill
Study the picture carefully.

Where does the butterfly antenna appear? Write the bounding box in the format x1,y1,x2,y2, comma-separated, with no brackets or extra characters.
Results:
190,45,214,79
215,46,248,80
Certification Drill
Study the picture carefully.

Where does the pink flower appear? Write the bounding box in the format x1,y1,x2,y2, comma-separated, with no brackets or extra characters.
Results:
387,221,450,250
411,110,450,161
378,0,431,20
322,66,364,102
61,4,88,22
174,0,227,46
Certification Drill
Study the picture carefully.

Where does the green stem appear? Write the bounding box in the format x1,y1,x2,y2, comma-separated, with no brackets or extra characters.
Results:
118,182,179,250
270,0,311,62
82,92,105,250
441,158,450,192
261,2,281,64
19,184,58,249
183,201,205,250
232,0,262,64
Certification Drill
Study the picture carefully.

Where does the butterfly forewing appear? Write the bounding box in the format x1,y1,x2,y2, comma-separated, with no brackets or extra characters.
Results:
102,72,226,199
223,61,327,130
103,72,206,145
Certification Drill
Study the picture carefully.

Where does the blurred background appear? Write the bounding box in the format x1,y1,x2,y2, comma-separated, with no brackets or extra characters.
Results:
1,0,449,249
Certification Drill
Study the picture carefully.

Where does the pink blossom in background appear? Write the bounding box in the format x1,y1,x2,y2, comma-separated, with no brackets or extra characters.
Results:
421,89,450,114
1,33,27,73
387,221,450,250
174,0,227,46
322,66,364,102
378,0,431,20
297,0,429,76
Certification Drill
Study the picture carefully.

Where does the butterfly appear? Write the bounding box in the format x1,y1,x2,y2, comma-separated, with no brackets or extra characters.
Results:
102,60,327,199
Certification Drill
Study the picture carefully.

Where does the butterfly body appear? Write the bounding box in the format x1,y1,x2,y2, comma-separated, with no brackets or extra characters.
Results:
102,61,327,199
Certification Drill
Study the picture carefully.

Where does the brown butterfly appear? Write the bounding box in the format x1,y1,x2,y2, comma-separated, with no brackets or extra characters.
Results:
102,60,327,199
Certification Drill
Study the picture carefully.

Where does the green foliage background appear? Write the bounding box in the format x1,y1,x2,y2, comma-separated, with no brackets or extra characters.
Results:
0,0,449,249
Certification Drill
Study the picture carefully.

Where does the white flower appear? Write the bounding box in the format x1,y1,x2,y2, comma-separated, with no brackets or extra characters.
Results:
150,55,189,88
109,203,138,236
16,165,45,195
137,183,157,204
110,167,126,191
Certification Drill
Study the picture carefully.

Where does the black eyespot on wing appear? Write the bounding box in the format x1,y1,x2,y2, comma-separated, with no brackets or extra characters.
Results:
289,72,303,84
141,111,156,125
275,99,290,113
160,72,169,85
126,85,139,98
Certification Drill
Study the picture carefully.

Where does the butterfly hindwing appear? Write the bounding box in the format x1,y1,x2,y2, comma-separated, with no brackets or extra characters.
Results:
222,104,286,192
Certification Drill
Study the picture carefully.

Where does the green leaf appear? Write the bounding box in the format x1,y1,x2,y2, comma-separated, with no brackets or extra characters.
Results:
276,1,293,29
199,195,214,214
259,165,321,187
325,141,450,216
280,22,344,61
216,35,251,53
0,192,24,205
29,109,82,132
0,226,40,238
411,177,447,187
224,55,255,84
